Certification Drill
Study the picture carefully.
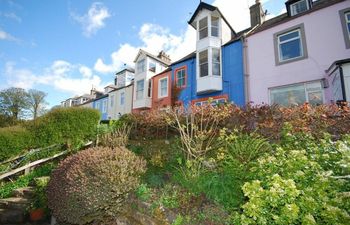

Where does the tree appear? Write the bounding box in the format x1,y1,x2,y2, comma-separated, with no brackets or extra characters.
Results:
0,87,29,120
28,89,48,119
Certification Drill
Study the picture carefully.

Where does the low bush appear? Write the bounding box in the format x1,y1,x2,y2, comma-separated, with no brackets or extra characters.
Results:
26,107,100,148
232,149,349,225
0,126,33,161
47,146,146,224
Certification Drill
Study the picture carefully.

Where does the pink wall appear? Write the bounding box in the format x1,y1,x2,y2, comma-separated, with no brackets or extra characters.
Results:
247,1,350,104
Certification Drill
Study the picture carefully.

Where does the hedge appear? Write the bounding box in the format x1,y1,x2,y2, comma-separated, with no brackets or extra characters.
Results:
0,126,33,161
0,107,100,162
26,107,100,148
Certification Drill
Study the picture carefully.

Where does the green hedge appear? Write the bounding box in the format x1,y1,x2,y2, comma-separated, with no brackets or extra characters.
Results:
0,126,33,161
0,107,100,162
26,107,100,148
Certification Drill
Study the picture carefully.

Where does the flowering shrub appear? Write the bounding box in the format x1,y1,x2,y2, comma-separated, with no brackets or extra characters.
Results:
233,149,349,225
47,146,146,224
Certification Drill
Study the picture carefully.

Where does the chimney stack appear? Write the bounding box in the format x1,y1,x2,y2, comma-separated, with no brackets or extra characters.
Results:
249,0,265,28
157,51,171,64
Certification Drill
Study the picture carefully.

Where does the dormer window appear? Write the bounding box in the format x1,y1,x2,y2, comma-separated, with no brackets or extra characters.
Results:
290,0,309,16
211,16,219,37
199,17,208,40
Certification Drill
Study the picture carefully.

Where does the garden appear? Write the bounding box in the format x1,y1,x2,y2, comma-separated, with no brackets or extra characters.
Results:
0,103,350,224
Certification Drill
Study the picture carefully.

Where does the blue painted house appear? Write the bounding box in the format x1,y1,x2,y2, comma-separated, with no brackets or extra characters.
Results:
171,2,247,107
92,94,109,121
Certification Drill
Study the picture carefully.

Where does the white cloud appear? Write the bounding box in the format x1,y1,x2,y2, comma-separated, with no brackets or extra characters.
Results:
0,12,22,23
0,28,19,42
93,0,281,74
71,2,111,37
94,23,196,74
4,61,104,95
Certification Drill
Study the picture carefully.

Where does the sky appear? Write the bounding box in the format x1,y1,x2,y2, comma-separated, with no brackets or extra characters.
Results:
0,0,286,107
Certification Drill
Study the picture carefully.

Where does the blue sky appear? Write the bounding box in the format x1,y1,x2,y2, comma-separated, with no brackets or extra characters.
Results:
0,0,286,107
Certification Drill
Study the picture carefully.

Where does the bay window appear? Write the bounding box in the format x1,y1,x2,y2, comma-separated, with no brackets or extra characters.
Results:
211,16,219,37
136,79,144,100
199,50,208,77
212,48,221,76
199,17,208,40
290,0,309,16
137,59,145,73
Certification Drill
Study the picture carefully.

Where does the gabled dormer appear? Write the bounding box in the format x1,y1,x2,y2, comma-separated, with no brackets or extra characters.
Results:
188,1,236,94
286,0,313,17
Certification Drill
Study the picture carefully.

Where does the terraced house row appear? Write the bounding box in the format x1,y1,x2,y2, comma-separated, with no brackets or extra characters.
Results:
61,0,350,121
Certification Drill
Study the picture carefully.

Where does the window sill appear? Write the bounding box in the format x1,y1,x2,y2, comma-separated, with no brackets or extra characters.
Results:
276,55,307,66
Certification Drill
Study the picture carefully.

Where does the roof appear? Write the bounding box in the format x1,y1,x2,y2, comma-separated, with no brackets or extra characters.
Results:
188,2,236,36
94,94,108,101
249,0,346,36
152,67,172,78
116,67,135,75
133,49,171,66
108,82,134,93
171,52,196,66
326,58,350,73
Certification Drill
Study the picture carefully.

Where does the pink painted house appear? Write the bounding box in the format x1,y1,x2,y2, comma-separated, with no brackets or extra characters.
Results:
246,0,350,106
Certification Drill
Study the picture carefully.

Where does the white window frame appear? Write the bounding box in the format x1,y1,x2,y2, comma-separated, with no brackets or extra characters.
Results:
136,79,144,100
120,92,125,106
158,77,168,98
198,17,208,40
102,99,107,113
278,29,303,62
269,81,325,106
199,49,209,77
290,0,309,16
149,61,156,73
137,59,146,73
211,16,219,37
96,101,100,110
212,48,221,76
110,94,114,108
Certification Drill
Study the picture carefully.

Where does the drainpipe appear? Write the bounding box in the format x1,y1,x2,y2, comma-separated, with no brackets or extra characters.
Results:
242,36,250,104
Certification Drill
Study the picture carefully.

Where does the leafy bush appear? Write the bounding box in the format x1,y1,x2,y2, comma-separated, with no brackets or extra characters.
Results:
26,107,100,148
47,146,147,224
30,177,50,214
233,149,349,224
0,126,33,161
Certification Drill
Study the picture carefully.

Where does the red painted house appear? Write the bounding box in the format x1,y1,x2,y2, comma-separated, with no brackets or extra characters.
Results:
151,68,172,111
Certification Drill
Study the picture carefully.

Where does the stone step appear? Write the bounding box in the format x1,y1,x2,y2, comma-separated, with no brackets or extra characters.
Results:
0,197,30,210
0,208,26,224
11,187,35,198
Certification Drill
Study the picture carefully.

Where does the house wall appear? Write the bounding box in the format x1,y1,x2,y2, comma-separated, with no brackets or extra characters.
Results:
92,96,108,121
151,70,172,110
108,85,133,119
247,1,350,104
171,40,245,107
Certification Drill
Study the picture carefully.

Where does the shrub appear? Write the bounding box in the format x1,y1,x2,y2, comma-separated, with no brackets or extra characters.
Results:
26,107,100,148
233,149,349,225
47,146,147,224
30,177,50,215
0,126,33,161
98,123,132,147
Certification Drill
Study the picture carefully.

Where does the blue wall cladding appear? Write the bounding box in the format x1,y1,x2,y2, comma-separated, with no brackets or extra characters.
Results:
171,40,245,107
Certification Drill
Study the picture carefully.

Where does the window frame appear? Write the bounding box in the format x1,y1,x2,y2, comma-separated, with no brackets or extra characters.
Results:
339,8,350,49
198,17,208,40
273,23,308,65
147,79,152,98
158,77,168,98
290,0,309,16
212,48,221,76
120,92,125,106
110,94,114,108
269,81,325,106
136,79,144,100
137,59,146,73
199,49,209,77
211,16,219,37
175,67,187,88
102,99,108,113
149,61,156,73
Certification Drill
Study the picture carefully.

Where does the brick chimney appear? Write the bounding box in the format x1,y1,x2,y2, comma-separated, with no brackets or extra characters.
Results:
250,0,265,28
157,51,171,64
